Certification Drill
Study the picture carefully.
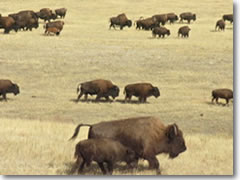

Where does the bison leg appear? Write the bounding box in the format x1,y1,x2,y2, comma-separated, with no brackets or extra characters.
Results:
216,97,219,104
2,93,7,101
106,161,113,175
105,96,110,101
98,162,107,175
84,94,88,101
77,91,84,101
146,156,160,174
77,160,86,174
212,97,216,103
225,98,229,105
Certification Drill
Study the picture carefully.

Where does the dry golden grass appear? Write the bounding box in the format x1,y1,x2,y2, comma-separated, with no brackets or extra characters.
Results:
0,118,233,175
0,0,233,175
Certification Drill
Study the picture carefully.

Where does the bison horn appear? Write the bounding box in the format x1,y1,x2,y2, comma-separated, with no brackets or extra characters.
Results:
173,124,178,135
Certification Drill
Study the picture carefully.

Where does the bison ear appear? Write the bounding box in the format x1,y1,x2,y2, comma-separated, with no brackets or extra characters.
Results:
166,124,178,140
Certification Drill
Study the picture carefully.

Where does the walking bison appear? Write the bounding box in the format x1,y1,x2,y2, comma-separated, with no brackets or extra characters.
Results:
0,14,18,33
74,138,136,175
76,79,120,102
55,8,67,19
44,20,64,34
222,14,233,23
215,19,225,31
152,27,170,38
167,13,179,24
152,14,168,25
212,88,233,105
109,13,132,30
135,17,159,30
178,26,191,37
124,83,160,103
180,12,196,23
69,116,187,174
0,79,20,101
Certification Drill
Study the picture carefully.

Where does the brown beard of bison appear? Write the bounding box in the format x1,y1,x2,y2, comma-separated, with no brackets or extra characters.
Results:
10,84,20,95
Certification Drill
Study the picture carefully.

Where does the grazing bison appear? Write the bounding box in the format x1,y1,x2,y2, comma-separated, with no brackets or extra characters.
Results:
135,17,159,30
180,12,196,23
215,19,225,31
178,26,191,37
55,8,67,18
74,138,136,175
76,79,120,102
44,20,64,33
38,8,57,22
0,14,17,33
167,13,178,24
152,14,168,25
222,14,233,23
152,27,170,38
109,13,132,30
45,27,60,36
69,116,187,174
212,88,233,105
124,83,160,103
0,80,20,101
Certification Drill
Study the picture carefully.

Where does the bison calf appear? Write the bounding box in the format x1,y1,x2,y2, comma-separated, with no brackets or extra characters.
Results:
212,88,233,105
74,138,136,175
0,79,20,101
124,83,160,103
45,27,60,36
215,19,225,31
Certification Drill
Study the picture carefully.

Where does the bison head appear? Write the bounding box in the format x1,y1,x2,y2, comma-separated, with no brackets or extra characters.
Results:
10,84,20,96
152,87,160,97
127,20,132,27
165,124,186,159
175,15,179,21
108,85,120,99
193,14,196,21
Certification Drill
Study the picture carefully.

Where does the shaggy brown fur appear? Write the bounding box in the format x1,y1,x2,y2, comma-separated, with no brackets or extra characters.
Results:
76,79,119,101
109,13,132,30
222,14,233,23
152,27,170,38
178,26,191,37
0,15,17,33
55,8,67,19
152,14,168,25
215,19,225,31
74,138,136,175
212,88,233,104
69,116,187,174
135,17,159,30
124,83,160,102
44,20,64,32
180,12,196,23
45,27,60,36
167,13,179,24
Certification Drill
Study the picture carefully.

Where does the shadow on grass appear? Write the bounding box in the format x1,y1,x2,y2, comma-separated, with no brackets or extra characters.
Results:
57,161,149,175
70,99,150,104
205,101,232,107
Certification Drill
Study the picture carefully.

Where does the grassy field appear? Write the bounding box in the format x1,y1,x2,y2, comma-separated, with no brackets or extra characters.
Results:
0,0,233,175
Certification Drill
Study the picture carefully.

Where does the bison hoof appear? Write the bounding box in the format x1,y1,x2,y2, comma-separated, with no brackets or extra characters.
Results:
156,169,161,175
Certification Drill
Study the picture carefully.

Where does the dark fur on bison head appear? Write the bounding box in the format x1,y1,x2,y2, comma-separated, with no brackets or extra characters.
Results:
152,87,160,97
165,124,187,158
10,84,20,95
108,85,120,99
127,20,132,27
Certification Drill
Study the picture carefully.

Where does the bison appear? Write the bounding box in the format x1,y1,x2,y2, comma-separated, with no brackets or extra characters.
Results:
74,138,136,175
37,8,57,22
215,19,225,31
124,83,160,103
212,88,233,105
0,14,17,33
178,26,191,37
135,17,159,30
179,12,196,23
109,13,132,30
152,14,168,25
55,8,67,18
44,20,64,33
45,27,60,36
0,79,20,101
76,79,120,102
152,27,170,38
222,14,233,23
69,116,187,174
167,13,179,24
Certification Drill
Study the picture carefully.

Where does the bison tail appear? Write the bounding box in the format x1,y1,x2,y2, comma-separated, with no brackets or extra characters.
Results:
68,123,92,141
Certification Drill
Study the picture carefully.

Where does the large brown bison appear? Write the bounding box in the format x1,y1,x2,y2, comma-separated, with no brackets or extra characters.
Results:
37,8,57,22
0,14,17,33
0,79,20,101
44,20,64,33
124,83,160,103
152,27,170,38
76,79,120,102
212,88,233,105
178,26,191,37
69,116,187,174
55,8,67,19
222,14,233,23
135,17,159,30
167,13,178,24
109,13,132,30
180,12,196,23
215,19,225,31
74,138,136,175
152,14,168,25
